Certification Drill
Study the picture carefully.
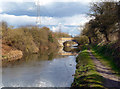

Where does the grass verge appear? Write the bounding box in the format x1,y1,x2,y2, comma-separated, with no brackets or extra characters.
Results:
71,50,105,88
91,48,120,76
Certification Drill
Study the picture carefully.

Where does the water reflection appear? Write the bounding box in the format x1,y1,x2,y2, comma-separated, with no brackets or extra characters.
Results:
2,48,60,67
63,46,80,53
2,47,77,87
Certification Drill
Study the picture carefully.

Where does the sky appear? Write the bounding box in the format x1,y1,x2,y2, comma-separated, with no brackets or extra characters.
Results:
0,0,98,36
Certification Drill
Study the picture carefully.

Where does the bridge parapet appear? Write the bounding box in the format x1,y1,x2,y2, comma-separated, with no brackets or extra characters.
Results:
58,37,74,41
58,37,75,46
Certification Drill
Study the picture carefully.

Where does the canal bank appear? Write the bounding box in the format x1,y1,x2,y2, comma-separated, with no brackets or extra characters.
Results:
71,47,120,88
71,49,105,88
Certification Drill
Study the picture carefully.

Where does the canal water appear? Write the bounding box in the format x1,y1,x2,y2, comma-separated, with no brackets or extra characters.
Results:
2,47,77,87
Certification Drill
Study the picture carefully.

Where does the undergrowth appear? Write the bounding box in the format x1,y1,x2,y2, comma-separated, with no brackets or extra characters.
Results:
92,44,120,75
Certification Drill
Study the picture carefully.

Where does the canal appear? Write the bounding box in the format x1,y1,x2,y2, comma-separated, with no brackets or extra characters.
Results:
2,47,77,87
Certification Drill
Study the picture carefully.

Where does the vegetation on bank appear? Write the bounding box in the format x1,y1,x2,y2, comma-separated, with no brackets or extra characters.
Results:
71,49,105,88
72,0,120,88
74,36,89,45
73,0,120,72
91,44,120,74
1,21,70,57
72,45,120,88
2,25,57,53
82,0,119,44
75,0,120,45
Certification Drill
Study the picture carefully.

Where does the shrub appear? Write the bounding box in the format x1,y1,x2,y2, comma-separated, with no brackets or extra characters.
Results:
74,36,89,45
1,22,59,53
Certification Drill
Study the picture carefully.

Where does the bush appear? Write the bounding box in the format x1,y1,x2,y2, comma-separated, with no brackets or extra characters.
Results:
3,28,39,53
1,22,59,53
74,36,89,45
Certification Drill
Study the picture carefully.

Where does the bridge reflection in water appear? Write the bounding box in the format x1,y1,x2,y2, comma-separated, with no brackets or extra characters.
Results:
58,47,78,56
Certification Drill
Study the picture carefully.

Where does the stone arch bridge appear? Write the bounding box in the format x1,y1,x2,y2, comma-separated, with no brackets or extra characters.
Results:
58,37,78,46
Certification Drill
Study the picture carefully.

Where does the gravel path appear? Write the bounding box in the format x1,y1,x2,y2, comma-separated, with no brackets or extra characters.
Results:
88,50,120,88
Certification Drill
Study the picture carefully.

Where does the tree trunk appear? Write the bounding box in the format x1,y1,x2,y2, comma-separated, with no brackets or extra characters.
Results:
104,32,109,42
88,37,92,44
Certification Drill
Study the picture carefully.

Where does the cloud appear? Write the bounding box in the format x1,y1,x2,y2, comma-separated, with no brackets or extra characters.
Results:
0,14,91,26
0,2,89,17
0,13,91,36
60,14,91,26
0,14,36,26
0,8,3,13
50,25,81,36
0,0,99,3
1,0,118,3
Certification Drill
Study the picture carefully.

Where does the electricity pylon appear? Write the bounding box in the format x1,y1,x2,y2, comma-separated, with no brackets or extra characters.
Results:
35,0,41,27
59,23,62,33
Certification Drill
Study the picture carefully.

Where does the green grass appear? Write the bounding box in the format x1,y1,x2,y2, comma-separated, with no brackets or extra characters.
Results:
71,50,105,88
92,45,120,75
91,49,120,76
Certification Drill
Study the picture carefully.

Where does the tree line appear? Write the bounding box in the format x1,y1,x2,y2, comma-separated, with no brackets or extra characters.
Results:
78,0,120,44
1,21,70,53
74,0,120,70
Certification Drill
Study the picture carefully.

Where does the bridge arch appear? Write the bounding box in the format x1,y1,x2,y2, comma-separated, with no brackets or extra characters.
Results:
58,37,79,46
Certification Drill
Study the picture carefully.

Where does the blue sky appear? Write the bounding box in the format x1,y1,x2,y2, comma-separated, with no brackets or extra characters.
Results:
0,0,96,36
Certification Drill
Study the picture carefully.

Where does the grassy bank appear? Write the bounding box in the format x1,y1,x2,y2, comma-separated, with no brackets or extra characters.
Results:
71,49,105,88
91,44,120,75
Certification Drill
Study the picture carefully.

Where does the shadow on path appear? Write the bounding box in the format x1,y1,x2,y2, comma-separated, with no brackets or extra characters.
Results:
88,50,120,88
